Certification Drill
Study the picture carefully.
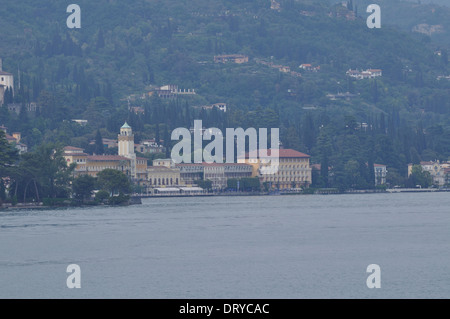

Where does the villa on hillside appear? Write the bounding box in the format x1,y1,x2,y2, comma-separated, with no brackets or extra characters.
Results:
0,58,14,106
214,54,249,64
346,69,382,80
0,125,27,154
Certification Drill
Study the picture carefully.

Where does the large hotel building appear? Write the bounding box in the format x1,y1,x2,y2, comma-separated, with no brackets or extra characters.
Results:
64,123,312,192
240,149,312,190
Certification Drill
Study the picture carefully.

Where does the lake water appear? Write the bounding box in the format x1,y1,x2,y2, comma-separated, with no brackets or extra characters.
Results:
0,192,449,299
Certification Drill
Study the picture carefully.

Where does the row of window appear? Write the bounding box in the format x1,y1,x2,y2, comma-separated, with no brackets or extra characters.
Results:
149,178,179,186
264,177,309,182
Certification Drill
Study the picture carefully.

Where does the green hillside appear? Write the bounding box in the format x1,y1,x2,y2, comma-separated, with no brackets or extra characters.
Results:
0,0,449,189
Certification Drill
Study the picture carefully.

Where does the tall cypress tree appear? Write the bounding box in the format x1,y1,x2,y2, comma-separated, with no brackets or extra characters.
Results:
368,157,375,188
320,154,329,188
94,130,104,155
155,124,160,145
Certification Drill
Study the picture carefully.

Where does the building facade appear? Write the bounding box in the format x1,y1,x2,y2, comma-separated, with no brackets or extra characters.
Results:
374,164,387,186
408,161,450,187
147,167,182,188
0,58,14,105
240,149,312,190
176,163,253,190
1,125,27,154
64,123,148,184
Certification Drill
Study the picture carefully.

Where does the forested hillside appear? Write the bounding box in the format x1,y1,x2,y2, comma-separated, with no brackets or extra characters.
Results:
0,0,449,189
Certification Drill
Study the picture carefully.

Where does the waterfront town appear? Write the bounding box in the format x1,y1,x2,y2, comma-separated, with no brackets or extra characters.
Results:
58,123,450,195
2,118,450,202
62,122,315,195
1,52,450,204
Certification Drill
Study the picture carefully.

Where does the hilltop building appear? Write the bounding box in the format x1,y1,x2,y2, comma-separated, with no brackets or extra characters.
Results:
299,64,320,72
214,54,249,64
149,85,196,99
0,58,14,105
346,69,382,79
0,125,27,154
194,103,227,112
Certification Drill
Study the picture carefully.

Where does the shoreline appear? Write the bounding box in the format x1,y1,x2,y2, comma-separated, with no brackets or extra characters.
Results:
1,188,449,210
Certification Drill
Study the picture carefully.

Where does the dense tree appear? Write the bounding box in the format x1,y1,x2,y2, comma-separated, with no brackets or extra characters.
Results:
407,165,433,188
94,130,105,155
72,175,97,201
97,169,131,195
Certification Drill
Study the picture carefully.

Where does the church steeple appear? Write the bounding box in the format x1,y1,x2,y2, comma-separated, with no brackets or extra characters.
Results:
118,122,135,157
118,121,137,179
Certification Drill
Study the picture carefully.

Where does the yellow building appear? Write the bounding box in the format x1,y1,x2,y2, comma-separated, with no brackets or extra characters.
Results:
63,146,88,176
147,158,182,189
84,155,131,177
147,167,182,187
63,123,148,184
408,161,450,187
240,149,312,190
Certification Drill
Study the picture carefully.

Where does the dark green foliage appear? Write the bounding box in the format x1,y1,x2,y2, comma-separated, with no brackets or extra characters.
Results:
72,174,96,200
227,177,261,191
407,165,433,188
195,179,213,190
94,130,104,155
95,190,110,203
0,0,449,193
97,169,131,195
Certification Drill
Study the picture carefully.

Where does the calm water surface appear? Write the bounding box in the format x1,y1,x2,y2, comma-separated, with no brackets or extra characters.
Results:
0,193,449,298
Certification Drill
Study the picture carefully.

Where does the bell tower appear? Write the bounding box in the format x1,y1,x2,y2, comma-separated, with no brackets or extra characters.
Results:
118,122,136,178
118,122,135,157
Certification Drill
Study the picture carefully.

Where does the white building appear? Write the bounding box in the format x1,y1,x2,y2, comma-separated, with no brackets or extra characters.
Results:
374,164,387,186
0,58,14,105
346,69,382,80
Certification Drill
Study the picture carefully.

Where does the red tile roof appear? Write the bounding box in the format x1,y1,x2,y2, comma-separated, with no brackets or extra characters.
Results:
176,162,251,167
203,162,252,167
176,163,204,167
64,146,84,151
247,149,310,158
64,152,88,156
87,155,129,161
